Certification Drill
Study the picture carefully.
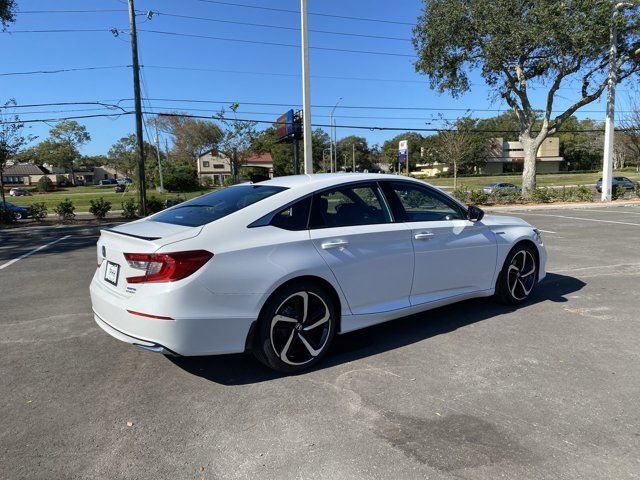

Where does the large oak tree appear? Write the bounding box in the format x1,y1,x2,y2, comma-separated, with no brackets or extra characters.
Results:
413,0,640,194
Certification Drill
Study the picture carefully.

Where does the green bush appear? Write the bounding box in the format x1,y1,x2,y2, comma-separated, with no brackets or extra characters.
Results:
612,184,626,200
634,183,640,198
36,176,55,192
223,177,235,187
531,188,552,203
574,185,593,202
451,186,470,203
54,198,76,221
200,176,213,188
469,189,490,205
163,164,199,192
121,198,138,219
146,196,165,214
27,202,48,222
491,188,522,205
89,197,112,221
0,204,16,224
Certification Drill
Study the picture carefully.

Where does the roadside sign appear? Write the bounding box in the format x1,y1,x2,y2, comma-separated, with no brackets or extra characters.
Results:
398,139,408,165
276,110,295,140
399,140,408,151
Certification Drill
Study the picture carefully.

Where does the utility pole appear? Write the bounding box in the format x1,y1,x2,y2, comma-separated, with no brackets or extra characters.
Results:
300,0,313,174
153,119,164,193
127,0,147,215
602,1,635,201
352,143,356,173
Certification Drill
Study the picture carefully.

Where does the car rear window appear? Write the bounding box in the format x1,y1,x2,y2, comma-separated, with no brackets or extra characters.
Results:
151,184,287,227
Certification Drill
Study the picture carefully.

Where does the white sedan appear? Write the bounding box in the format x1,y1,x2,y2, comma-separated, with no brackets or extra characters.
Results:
90,174,546,372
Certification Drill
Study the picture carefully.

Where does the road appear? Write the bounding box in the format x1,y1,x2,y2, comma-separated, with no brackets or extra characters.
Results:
1,206,639,479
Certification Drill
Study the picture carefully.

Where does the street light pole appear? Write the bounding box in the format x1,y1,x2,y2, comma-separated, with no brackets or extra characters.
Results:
329,98,342,173
300,0,313,174
602,1,635,201
352,142,356,173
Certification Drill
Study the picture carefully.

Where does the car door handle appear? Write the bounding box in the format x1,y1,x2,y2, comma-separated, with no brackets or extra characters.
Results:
414,232,435,240
321,240,349,250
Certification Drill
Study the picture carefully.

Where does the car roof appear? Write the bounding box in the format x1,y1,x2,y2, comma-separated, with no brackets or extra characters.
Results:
257,173,424,191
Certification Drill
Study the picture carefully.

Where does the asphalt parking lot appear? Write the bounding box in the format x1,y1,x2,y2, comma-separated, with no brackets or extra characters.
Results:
1,204,639,480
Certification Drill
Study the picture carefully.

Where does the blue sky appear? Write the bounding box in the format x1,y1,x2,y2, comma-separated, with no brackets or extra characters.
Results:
2,0,637,156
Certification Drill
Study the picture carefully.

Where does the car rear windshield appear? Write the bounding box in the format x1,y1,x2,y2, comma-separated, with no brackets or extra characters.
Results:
151,184,287,227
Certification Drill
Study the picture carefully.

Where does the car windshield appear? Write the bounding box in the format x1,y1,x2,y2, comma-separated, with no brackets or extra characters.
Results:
151,184,288,227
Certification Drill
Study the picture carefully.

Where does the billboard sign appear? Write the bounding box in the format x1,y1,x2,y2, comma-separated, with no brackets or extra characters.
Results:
276,109,295,140
398,140,408,165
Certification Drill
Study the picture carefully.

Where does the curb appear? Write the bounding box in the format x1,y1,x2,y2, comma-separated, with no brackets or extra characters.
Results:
483,200,640,212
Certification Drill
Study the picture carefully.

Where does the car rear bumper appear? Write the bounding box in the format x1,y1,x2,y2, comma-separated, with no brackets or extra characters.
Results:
90,272,257,356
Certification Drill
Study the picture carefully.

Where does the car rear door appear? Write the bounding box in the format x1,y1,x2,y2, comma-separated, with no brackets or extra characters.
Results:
308,182,414,315
381,181,497,306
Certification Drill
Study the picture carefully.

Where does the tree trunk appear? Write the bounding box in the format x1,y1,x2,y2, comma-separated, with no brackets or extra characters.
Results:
521,136,538,196
0,164,6,206
453,158,458,189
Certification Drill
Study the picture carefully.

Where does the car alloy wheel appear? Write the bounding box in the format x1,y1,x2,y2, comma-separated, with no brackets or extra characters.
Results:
14,212,22,220
270,291,332,366
254,282,336,373
507,249,536,301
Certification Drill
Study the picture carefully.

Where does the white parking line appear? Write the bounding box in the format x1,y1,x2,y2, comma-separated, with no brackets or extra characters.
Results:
575,209,640,215
521,213,640,227
0,235,71,271
538,229,557,234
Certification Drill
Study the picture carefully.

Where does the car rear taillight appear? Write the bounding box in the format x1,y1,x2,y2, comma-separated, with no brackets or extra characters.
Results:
124,250,213,284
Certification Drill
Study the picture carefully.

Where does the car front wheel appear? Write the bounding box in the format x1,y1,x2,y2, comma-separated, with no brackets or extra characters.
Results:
253,282,336,373
496,245,538,305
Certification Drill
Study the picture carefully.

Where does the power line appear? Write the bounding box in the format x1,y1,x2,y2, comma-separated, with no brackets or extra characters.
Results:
2,28,119,33
0,65,130,77
0,112,134,125
193,0,415,26
18,9,127,14
148,10,411,42
138,29,415,58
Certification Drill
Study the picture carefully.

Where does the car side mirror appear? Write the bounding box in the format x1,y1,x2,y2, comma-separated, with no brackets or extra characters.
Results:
467,205,485,222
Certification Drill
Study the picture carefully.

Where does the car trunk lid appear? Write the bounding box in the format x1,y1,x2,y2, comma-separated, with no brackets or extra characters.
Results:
96,220,203,296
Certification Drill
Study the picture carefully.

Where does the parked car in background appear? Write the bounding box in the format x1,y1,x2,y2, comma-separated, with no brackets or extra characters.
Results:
9,188,32,197
483,182,522,195
1,201,30,220
91,173,547,373
115,184,126,193
117,178,133,185
99,179,118,186
596,176,638,193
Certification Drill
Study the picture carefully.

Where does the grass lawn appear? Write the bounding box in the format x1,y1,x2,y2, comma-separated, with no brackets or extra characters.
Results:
5,186,215,212
423,171,640,189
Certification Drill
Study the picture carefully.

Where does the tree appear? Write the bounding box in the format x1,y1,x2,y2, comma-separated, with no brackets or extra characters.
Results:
0,99,35,205
50,120,90,151
413,0,640,195
434,117,486,187
215,106,258,183
107,134,161,186
619,97,640,169
155,114,222,164
253,127,330,176
336,136,370,172
1,0,16,30
380,132,425,172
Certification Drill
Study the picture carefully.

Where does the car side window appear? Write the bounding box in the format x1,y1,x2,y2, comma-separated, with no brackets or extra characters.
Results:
309,183,391,229
270,197,311,231
384,182,466,222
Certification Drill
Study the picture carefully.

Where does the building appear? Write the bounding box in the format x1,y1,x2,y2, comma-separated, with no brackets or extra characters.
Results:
197,150,233,185
197,150,274,185
484,137,563,174
1,163,69,186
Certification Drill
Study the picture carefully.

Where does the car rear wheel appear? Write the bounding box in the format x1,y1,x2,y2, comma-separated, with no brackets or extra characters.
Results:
14,212,22,220
253,281,336,373
496,245,538,305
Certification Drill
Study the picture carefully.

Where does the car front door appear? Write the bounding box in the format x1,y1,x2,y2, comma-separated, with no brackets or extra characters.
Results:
381,181,498,306
309,182,414,315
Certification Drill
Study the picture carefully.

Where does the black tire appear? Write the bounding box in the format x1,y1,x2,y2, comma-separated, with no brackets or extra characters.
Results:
253,281,337,373
14,212,22,220
495,244,538,305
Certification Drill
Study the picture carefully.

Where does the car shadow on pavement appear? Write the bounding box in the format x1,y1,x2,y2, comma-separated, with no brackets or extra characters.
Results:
168,273,585,385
